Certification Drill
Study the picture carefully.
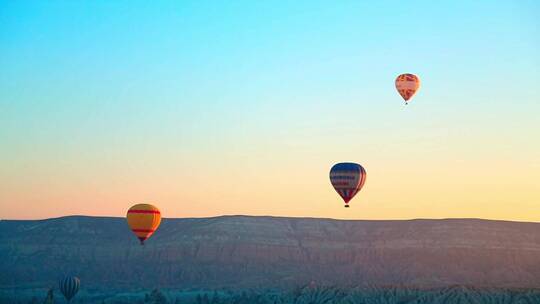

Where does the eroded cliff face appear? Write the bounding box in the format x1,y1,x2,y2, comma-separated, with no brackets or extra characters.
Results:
1,216,539,289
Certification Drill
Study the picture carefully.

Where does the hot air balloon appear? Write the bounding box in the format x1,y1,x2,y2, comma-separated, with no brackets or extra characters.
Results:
126,203,161,245
395,73,420,104
59,276,80,303
329,162,366,208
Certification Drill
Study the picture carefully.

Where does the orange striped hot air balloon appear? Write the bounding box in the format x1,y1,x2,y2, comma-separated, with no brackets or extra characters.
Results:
395,73,420,104
126,203,161,245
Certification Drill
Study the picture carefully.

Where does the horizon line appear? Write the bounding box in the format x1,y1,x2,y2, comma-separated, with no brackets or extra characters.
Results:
2,214,540,224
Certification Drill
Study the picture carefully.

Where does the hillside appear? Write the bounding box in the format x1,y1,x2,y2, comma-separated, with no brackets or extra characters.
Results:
1,216,539,289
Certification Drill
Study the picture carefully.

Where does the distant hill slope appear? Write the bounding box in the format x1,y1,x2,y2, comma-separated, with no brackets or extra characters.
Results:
1,216,539,289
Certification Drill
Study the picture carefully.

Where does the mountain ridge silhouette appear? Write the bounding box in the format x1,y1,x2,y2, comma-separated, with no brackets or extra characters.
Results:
1,215,539,289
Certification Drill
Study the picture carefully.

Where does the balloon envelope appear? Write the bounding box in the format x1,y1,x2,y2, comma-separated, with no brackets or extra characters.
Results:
395,73,420,103
59,276,80,302
329,162,366,207
126,203,161,245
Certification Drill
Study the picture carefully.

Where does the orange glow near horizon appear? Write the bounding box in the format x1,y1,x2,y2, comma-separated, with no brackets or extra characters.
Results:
2,124,539,222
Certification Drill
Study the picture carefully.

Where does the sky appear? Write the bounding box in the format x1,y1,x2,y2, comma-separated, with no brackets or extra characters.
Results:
1,0,539,221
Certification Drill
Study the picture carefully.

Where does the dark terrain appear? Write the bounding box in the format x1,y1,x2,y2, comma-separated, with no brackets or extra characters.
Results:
1,215,540,295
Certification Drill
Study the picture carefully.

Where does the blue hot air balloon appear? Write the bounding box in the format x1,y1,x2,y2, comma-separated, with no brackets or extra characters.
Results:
59,276,80,303
329,162,366,208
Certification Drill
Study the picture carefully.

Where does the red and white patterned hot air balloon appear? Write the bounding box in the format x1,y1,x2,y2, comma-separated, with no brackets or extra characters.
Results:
395,73,420,104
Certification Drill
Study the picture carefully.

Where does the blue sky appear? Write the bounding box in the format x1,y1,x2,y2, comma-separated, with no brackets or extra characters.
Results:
1,1,539,220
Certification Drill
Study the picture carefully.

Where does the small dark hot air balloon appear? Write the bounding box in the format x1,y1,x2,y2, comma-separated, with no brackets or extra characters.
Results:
59,276,80,303
330,162,366,208
395,73,420,104
126,203,161,245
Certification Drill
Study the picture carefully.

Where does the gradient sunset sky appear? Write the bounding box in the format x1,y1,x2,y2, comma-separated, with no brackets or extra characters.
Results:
1,1,539,221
